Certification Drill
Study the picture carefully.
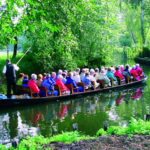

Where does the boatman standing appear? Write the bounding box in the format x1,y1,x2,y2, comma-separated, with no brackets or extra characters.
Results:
2,59,19,98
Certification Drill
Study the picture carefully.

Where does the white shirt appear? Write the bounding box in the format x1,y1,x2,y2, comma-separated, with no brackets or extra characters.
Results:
73,74,81,83
2,64,19,74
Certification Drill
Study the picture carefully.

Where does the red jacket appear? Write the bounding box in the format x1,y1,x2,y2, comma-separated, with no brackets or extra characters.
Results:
114,70,123,80
27,79,40,93
56,79,70,92
130,69,139,80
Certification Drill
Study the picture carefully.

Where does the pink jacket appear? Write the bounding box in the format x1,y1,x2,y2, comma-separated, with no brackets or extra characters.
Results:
114,70,123,80
136,67,143,76
56,79,70,92
130,69,139,80
27,79,40,93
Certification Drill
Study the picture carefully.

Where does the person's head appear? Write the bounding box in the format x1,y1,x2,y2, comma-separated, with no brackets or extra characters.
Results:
95,68,99,73
43,73,47,78
19,73,24,78
46,73,51,79
85,72,90,77
69,72,74,78
62,72,67,78
136,64,140,68
108,67,111,72
115,67,119,71
101,69,105,73
24,75,29,80
64,70,68,74
57,75,63,80
58,69,63,75
132,65,135,69
82,68,86,73
6,59,10,64
76,68,80,73
90,69,95,75
38,74,43,80
51,72,56,78
31,74,37,80
125,64,129,70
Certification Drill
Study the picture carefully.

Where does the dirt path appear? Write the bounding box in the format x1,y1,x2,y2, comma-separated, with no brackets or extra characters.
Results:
44,135,150,150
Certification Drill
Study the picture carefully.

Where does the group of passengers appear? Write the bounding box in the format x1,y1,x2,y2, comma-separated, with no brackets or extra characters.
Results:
16,64,145,97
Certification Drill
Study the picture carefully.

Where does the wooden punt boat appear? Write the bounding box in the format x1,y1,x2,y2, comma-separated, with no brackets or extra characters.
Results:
0,76,147,107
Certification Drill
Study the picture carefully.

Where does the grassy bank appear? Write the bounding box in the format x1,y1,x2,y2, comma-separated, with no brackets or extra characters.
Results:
1,118,150,150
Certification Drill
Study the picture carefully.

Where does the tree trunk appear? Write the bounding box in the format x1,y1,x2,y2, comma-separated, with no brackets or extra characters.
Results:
130,30,136,49
12,36,18,59
141,0,145,47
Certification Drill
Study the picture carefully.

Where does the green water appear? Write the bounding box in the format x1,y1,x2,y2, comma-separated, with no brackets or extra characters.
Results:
1,58,150,147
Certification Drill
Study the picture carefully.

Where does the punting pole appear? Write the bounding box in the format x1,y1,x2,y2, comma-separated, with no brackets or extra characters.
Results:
16,47,31,65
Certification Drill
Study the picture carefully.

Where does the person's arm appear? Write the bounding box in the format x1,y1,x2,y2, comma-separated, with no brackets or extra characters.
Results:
1,66,6,82
13,64,19,71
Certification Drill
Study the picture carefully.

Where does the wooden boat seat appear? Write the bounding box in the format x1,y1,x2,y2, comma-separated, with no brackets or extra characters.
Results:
54,85,68,96
65,83,78,94
97,79,105,88
117,77,126,85
77,82,85,92
16,85,30,95
91,81,100,90
39,86,54,97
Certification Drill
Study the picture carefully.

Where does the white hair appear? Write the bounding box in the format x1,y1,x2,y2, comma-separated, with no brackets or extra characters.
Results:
31,74,37,80
90,69,95,74
58,69,63,74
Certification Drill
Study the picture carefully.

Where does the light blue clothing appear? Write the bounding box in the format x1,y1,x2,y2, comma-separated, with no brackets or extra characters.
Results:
62,78,67,84
106,71,117,81
80,73,85,82
82,76,91,86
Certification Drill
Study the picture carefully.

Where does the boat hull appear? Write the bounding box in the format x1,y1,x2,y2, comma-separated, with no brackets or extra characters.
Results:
0,77,147,107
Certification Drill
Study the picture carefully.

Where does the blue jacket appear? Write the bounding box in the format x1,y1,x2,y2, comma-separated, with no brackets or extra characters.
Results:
66,77,77,88
82,76,90,86
41,78,54,91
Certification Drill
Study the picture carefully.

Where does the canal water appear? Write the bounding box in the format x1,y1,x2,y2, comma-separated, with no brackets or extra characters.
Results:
1,58,150,147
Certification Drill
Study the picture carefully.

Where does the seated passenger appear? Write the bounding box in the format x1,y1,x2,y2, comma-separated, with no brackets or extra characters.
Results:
22,75,29,87
80,68,86,82
106,67,117,81
114,67,123,80
28,74,45,97
66,72,83,92
73,69,81,83
130,65,140,81
122,64,131,79
41,74,58,96
56,75,70,95
50,72,56,85
82,72,92,89
94,68,99,80
62,72,67,84
36,74,43,87
135,64,144,77
17,73,24,86
89,69,99,88
98,69,111,87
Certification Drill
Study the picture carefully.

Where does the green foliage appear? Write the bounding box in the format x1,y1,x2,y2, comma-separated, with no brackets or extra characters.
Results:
96,118,150,137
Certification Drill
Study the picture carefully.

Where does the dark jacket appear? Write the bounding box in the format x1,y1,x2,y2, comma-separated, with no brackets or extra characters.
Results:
6,64,16,80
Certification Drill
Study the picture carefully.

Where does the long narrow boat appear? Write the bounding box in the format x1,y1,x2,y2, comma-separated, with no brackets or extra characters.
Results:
0,76,147,107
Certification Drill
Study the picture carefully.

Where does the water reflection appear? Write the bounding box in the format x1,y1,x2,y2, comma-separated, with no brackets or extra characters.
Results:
0,85,146,146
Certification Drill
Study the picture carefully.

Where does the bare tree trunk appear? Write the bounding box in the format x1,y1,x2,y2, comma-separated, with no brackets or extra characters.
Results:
12,36,18,59
130,30,136,49
141,0,145,47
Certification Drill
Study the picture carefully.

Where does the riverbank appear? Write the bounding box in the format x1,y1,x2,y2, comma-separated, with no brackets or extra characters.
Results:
1,118,150,150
